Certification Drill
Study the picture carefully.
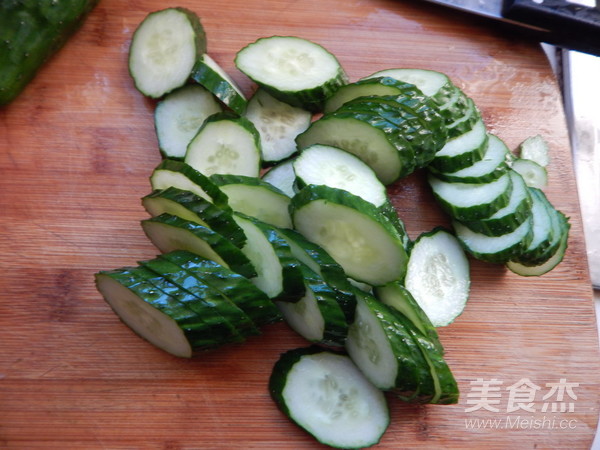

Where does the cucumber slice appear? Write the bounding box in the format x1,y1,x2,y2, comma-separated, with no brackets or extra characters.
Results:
96,268,217,358
142,186,246,248
141,213,256,278
149,159,230,209
244,89,311,163
506,211,569,276
269,347,389,449
296,111,411,185
160,250,281,326
276,262,348,348
235,36,348,111
511,158,548,188
518,134,550,167
185,112,261,177
293,144,388,207
261,158,297,198
437,88,472,125
139,256,260,337
345,290,434,401
363,68,454,103
210,174,292,228
374,281,444,354
429,119,488,172
154,84,223,159
232,213,299,299
453,216,534,263
277,227,357,323
445,97,481,139
428,171,513,222
290,185,408,286
429,134,509,184
461,169,532,236
403,228,470,327
323,76,419,114
191,53,248,115
128,8,206,98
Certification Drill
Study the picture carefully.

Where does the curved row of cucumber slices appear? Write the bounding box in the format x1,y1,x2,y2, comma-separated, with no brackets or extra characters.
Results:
97,6,571,449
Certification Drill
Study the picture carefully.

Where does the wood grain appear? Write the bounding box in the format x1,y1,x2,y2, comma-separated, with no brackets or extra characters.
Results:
1,0,598,448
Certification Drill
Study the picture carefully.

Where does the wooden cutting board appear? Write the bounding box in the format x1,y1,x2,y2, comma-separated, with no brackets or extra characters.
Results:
1,0,598,448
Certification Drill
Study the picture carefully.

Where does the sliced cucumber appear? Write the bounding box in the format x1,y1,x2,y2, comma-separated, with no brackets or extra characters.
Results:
429,134,509,184
160,250,281,326
403,228,470,327
191,53,248,115
269,347,389,449
363,68,454,103
511,158,548,188
139,256,260,337
518,134,550,167
210,174,292,228
428,171,513,222
323,76,419,114
154,84,222,159
185,112,261,177
128,7,206,98
96,267,220,358
276,262,348,348
244,89,311,163
149,159,230,209
429,119,488,172
296,110,412,185
374,281,444,354
142,186,246,248
445,97,481,139
345,290,434,401
261,158,297,198
235,36,348,111
290,185,408,286
461,169,532,236
141,213,256,278
453,216,534,263
293,144,388,207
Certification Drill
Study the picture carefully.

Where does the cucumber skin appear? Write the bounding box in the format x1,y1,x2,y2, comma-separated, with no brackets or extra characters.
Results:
160,250,282,326
142,187,246,249
150,159,231,210
0,0,99,105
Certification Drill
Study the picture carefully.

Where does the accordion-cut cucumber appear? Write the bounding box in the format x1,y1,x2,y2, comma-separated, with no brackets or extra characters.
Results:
293,144,388,207
139,256,260,337
141,213,256,278
210,174,292,228
185,112,262,177
154,84,222,159
276,262,349,348
403,228,470,327
244,89,312,163
428,171,513,222
160,250,281,326
150,159,230,209
290,185,408,286
235,36,348,111
191,53,248,115
142,186,246,248
269,347,389,449
96,268,227,357
129,7,206,98
0,0,99,105
364,68,454,103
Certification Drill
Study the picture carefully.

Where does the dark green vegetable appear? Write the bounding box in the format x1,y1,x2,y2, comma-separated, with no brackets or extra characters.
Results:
0,0,99,105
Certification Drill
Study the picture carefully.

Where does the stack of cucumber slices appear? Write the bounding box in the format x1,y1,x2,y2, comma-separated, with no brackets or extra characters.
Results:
95,6,570,449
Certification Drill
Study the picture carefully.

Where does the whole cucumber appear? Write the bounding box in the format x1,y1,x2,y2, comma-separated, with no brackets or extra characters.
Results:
0,0,99,106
